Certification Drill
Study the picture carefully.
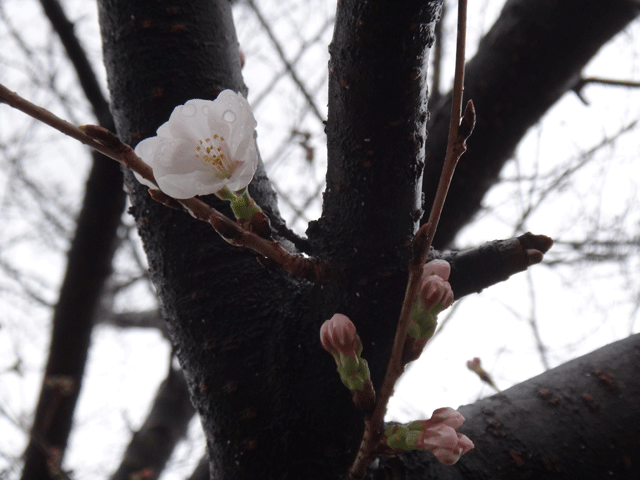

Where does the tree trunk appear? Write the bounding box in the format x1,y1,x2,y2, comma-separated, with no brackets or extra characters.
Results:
97,0,640,479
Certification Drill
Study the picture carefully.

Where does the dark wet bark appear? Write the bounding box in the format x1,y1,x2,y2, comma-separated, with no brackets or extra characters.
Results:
370,332,640,479
94,0,639,479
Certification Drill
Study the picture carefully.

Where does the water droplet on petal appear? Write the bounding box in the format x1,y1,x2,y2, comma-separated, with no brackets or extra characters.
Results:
137,142,154,157
202,106,209,115
223,110,236,123
181,104,197,116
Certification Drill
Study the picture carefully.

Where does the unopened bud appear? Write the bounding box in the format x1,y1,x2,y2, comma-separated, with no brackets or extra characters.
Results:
383,407,474,465
422,259,451,281
320,313,361,357
320,314,374,410
404,260,454,362
467,357,499,391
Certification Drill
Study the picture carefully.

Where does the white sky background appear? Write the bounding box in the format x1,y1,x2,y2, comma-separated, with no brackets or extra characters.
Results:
0,0,639,478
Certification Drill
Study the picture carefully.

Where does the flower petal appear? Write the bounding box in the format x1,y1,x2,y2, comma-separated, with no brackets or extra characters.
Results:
133,90,259,198
422,259,451,281
160,99,214,142
207,90,257,153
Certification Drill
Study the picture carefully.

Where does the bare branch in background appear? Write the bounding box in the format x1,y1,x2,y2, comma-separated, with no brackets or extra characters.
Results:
572,76,640,105
525,269,550,370
109,365,196,480
19,0,126,478
246,0,325,123
250,15,334,109
508,120,638,235
97,309,170,339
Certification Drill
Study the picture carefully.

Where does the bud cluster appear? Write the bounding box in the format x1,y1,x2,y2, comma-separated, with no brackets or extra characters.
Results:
383,407,474,465
403,260,454,363
407,259,454,341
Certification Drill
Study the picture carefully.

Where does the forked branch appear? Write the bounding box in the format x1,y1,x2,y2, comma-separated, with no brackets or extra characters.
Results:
346,0,475,478
0,83,333,283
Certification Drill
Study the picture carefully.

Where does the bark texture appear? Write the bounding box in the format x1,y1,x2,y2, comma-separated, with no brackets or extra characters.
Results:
95,0,640,479
97,1,442,478
370,332,640,479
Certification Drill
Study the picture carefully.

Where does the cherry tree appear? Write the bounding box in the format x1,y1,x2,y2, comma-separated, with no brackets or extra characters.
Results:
1,0,639,479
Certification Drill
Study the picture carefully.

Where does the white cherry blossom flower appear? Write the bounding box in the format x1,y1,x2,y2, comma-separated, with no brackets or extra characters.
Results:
134,90,258,199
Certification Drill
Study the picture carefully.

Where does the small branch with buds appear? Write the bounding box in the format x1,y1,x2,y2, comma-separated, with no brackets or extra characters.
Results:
0,83,332,283
467,357,500,392
345,1,476,478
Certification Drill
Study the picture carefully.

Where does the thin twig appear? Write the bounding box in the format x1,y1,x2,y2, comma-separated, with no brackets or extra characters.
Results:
251,15,334,110
0,83,333,283
572,76,640,105
525,269,550,370
346,1,474,478
246,0,325,123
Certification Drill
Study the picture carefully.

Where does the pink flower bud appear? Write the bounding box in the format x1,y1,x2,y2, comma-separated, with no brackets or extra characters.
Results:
428,407,466,430
467,357,499,391
467,357,481,370
417,408,474,465
420,275,454,311
422,259,451,281
320,314,361,357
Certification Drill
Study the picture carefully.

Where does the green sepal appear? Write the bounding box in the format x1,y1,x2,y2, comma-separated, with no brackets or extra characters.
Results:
335,352,371,392
384,423,424,451
407,298,439,340
230,188,263,220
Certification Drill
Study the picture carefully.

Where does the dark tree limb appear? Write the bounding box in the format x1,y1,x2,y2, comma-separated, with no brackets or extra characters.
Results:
96,229,552,341
309,0,442,266
110,365,196,480
38,0,112,126
93,0,625,479
21,1,125,479
96,2,445,479
441,232,553,299
97,309,171,339
20,149,125,480
187,455,210,480
369,332,640,479
423,0,640,249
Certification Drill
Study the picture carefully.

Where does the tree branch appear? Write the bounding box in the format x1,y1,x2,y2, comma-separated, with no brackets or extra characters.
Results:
109,365,196,480
423,0,640,249
441,232,553,299
38,0,111,126
245,0,325,123
20,149,125,480
348,2,473,474
309,0,441,266
19,1,125,478
0,86,333,283
572,76,640,104
370,332,640,479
